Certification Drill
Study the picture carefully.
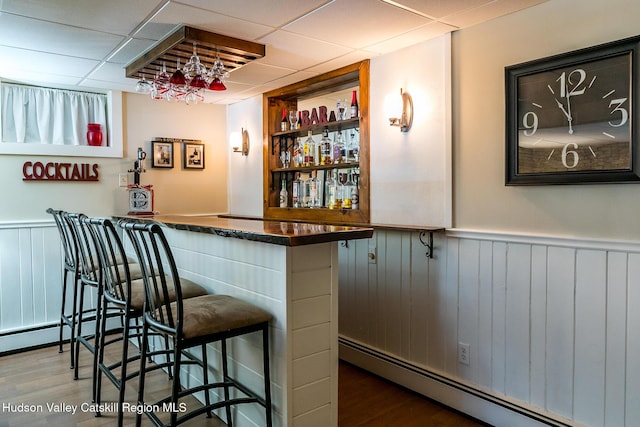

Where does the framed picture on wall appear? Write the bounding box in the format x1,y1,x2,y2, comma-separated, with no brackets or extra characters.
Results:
183,142,205,169
151,140,173,168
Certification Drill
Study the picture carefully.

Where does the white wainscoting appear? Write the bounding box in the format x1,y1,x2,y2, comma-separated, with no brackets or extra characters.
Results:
338,228,640,427
0,221,68,353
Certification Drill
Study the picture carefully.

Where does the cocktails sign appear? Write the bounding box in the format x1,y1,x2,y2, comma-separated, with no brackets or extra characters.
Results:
22,161,100,182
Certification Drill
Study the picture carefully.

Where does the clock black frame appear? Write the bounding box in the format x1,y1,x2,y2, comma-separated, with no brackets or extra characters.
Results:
506,35,640,185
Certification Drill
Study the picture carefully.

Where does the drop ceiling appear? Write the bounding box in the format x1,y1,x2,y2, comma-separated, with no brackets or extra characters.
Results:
0,0,547,104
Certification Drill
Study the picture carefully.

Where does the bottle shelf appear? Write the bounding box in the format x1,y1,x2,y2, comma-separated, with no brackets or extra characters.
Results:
272,162,360,173
272,117,360,138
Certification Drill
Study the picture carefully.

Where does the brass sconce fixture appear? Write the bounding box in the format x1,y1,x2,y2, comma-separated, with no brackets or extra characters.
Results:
387,88,413,132
232,128,250,156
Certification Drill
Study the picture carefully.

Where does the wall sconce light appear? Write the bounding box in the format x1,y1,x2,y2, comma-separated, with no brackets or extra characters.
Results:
385,88,413,132
232,128,250,156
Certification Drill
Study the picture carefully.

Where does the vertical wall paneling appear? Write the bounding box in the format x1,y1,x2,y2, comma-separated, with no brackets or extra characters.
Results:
574,249,606,425
504,243,531,402
0,228,22,330
545,246,575,419
426,234,447,371
477,239,494,390
625,253,640,426
491,241,507,395
442,235,459,374
605,252,627,427
410,232,429,365
457,238,480,382
529,245,548,410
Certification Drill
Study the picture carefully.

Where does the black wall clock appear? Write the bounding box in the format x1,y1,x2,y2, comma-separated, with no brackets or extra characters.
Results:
506,36,640,185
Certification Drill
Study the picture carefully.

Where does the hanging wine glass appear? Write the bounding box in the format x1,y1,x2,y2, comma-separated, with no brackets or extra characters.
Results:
135,74,152,94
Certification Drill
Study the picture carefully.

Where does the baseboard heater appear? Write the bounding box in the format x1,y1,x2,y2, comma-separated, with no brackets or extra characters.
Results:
338,336,577,427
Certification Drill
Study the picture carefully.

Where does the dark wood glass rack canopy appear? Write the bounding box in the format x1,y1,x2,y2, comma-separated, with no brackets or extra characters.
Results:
125,25,265,80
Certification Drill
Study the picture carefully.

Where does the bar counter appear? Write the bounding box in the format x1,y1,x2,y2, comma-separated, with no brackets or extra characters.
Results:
125,214,374,246
121,214,373,427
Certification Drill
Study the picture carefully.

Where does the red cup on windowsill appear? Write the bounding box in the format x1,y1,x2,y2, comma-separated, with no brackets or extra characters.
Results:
87,123,103,146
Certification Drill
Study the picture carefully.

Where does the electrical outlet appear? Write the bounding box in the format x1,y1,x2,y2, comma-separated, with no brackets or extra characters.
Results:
458,342,470,365
368,244,377,264
118,173,128,187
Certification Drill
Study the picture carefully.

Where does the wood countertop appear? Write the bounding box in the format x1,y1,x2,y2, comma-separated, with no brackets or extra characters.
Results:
118,214,374,246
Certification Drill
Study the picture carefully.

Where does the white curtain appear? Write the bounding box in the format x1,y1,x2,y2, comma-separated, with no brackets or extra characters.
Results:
1,83,108,146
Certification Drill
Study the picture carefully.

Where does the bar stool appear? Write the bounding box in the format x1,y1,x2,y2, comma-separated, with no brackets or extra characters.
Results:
85,217,207,426
121,221,273,427
46,208,80,368
63,212,142,394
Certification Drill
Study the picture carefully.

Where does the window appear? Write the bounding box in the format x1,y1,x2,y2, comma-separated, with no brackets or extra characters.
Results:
0,81,123,158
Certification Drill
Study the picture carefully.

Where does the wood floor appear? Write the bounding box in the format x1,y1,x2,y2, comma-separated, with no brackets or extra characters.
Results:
0,341,486,426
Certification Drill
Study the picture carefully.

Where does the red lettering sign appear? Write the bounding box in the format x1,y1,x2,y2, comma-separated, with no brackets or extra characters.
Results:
22,161,100,182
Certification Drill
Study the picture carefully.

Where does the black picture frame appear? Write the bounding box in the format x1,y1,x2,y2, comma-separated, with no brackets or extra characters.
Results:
151,140,174,168
505,35,640,185
183,142,205,169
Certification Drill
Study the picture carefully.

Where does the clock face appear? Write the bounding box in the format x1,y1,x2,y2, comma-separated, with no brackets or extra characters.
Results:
517,54,631,174
506,36,640,185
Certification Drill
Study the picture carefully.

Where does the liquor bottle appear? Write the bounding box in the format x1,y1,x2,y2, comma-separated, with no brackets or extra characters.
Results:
292,137,303,167
333,131,345,164
320,127,332,165
350,170,359,210
292,172,302,208
342,172,353,209
350,90,358,118
325,170,338,209
279,178,288,208
302,173,311,207
280,108,288,132
343,171,356,209
309,170,320,208
303,131,315,167
348,129,360,162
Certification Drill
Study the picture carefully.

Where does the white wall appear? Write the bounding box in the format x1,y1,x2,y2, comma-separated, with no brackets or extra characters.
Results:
454,0,640,240
124,94,228,215
226,95,264,217
370,34,452,227
0,92,228,221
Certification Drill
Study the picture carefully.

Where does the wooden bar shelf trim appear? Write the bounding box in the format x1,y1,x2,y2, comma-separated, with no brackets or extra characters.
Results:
263,59,370,225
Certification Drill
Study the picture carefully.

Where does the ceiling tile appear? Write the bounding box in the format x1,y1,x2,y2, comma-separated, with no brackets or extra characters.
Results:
367,21,457,54
304,50,376,75
0,46,100,78
0,14,125,60
258,30,352,70
0,0,161,35
227,62,296,86
442,0,548,28
284,0,432,49
108,38,158,65
387,0,491,19
177,0,333,28
139,2,274,42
